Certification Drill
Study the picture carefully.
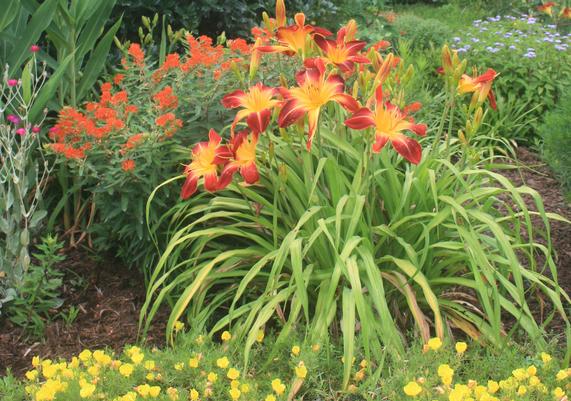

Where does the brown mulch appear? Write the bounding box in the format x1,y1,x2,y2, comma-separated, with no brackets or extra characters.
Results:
0,251,168,377
498,147,571,299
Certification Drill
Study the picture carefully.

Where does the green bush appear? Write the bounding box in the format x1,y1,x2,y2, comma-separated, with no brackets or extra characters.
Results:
392,14,452,49
450,15,571,145
541,92,571,198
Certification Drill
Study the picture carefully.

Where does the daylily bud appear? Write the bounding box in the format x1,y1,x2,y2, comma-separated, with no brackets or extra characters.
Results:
230,61,243,83
262,12,273,32
249,38,263,81
344,19,358,42
402,64,414,84
276,0,286,28
473,106,483,130
279,74,288,88
458,130,467,145
441,45,453,75
352,80,359,99
152,13,159,27
142,16,150,30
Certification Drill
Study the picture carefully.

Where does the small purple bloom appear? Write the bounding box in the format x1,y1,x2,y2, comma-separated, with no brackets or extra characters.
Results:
509,45,516,50
471,37,480,43
16,128,26,136
32,126,41,134
7,79,18,87
453,37,462,42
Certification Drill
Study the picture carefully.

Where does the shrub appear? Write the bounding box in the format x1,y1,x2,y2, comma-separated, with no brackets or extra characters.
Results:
391,14,452,49
450,15,571,144
141,1,570,382
0,57,52,311
47,34,249,265
541,91,571,198
0,332,569,401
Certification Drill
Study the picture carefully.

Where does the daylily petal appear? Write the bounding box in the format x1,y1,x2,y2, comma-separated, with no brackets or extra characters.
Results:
345,107,375,129
391,134,422,164
241,161,259,184
246,109,272,133
278,99,306,127
372,134,389,153
181,172,199,199
306,108,321,150
203,172,219,192
221,90,246,108
331,93,360,113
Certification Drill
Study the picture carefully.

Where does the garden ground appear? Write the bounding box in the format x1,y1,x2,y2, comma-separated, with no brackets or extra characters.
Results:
0,148,569,379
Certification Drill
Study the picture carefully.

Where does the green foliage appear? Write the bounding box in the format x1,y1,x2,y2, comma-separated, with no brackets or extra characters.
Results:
450,15,571,144
0,0,122,113
0,331,567,401
540,91,571,198
0,60,52,310
391,14,452,49
6,235,66,338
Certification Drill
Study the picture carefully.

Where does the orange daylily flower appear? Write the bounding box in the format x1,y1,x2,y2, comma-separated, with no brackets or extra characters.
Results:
221,130,260,186
221,83,280,134
458,68,498,110
537,2,556,16
561,7,571,18
181,129,232,199
257,13,331,58
345,85,426,164
278,58,360,150
314,26,369,74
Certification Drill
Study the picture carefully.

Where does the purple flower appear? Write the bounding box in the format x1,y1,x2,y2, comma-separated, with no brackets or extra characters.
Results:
7,114,20,124
509,45,516,50
471,37,480,43
555,44,568,51
7,79,18,87
453,37,462,42
523,52,536,58
32,126,41,134
527,18,537,24
16,128,26,136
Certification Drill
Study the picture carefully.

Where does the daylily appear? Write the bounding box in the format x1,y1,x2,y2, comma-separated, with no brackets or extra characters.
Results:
278,58,360,150
221,83,279,134
314,26,369,73
537,2,556,16
221,130,260,185
345,85,427,164
457,68,498,110
181,129,232,199
257,13,331,58
561,7,571,18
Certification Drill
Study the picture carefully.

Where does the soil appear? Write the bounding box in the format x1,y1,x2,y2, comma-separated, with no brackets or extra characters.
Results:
0,147,569,379
0,251,168,377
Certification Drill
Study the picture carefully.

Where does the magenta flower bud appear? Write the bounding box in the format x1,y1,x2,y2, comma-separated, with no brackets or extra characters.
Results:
7,114,21,124
32,125,41,133
16,128,26,136
7,79,18,87
30,44,40,53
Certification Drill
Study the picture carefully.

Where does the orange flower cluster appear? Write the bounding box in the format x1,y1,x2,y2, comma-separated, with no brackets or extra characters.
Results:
155,112,183,137
128,43,145,67
181,35,225,72
153,86,179,110
152,53,181,83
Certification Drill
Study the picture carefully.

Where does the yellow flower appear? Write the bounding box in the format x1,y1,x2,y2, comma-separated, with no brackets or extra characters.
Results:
487,380,499,394
556,370,568,381
131,352,144,364
227,368,240,380
230,380,240,389
119,363,134,377
512,368,528,381
271,379,286,395
311,344,321,352
144,360,156,370
80,382,96,398
295,362,308,379
527,365,537,377
93,350,112,365
529,376,541,386
438,364,454,386
240,384,250,393
553,387,565,399
216,357,230,369
517,385,527,396
79,350,92,363
146,373,156,381
256,330,265,343
173,321,185,333
541,352,552,364
265,395,276,401
136,384,150,397
354,368,365,382
229,388,241,400
167,387,179,401
32,356,40,368
188,357,200,368
87,365,100,377
403,381,422,397
149,386,161,397
360,359,368,369
25,370,38,381
195,335,204,345
221,331,232,341
174,362,184,371
189,388,199,400
208,372,218,382
455,342,467,354
121,391,137,401
291,345,301,356
426,337,442,351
